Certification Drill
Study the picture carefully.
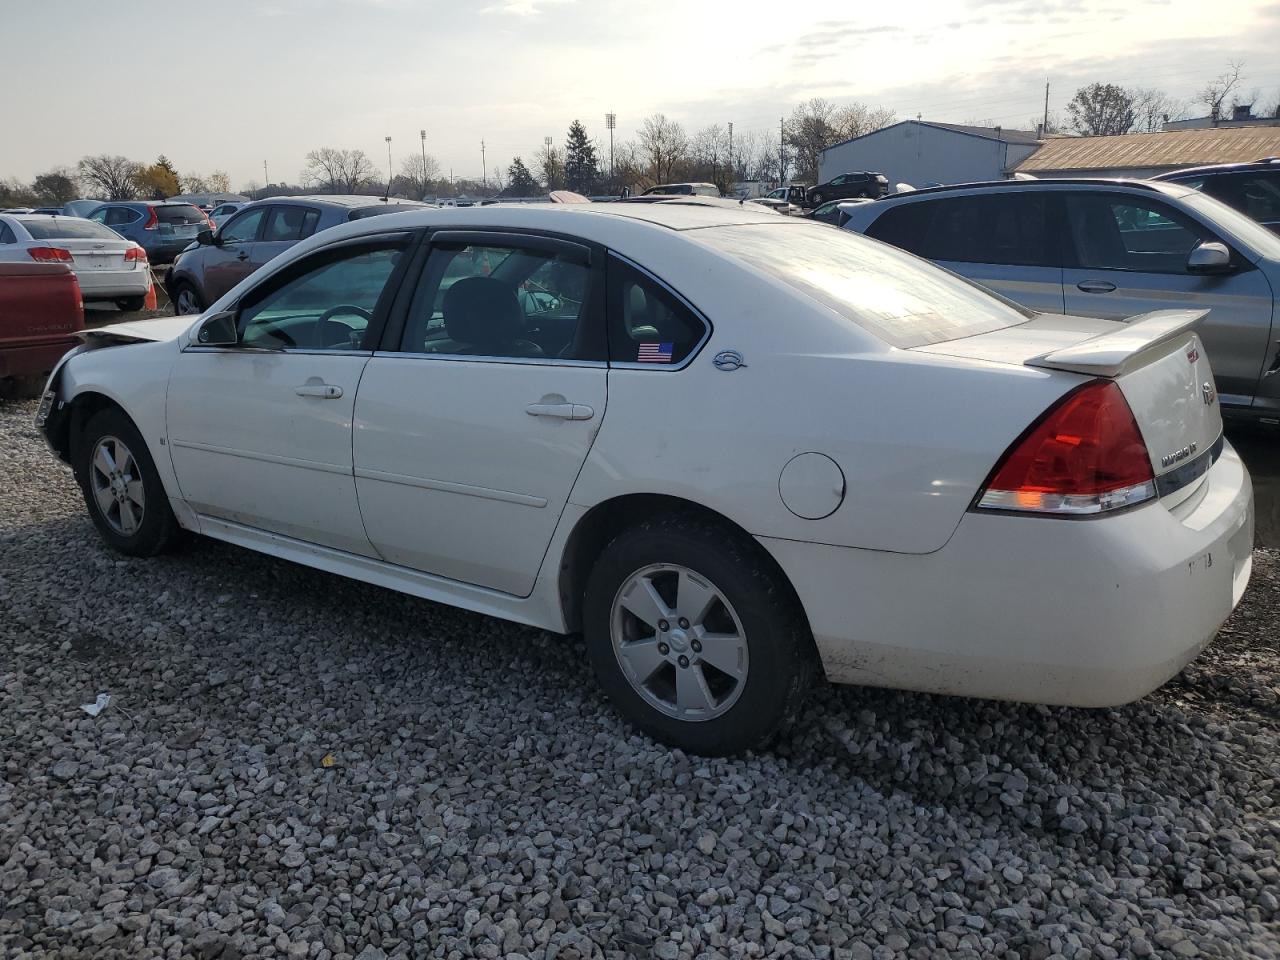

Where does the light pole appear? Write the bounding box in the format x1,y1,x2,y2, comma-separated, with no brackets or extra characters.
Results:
384,136,392,200
605,112,616,186
419,129,428,200
481,140,487,188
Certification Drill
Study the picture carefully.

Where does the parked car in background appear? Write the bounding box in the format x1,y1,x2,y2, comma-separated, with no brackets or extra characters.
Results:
841,178,1280,420
86,201,212,264
30,207,64,215
808,198,873,225
209,201,248,227
763,185,809,210
62,199,104,218
1152,158,1280,234
165,195,430,314
37,203,1252,753
641,183,721,197
0,261,83,395
807,171,888,205
0,214,151,310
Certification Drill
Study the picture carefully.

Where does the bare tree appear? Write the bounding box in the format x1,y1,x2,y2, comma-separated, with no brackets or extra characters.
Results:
688,124,730,191
398,153,440,200
535,143,564,190
303,148,374,193
32,168,78,205
77,154,143,200
834,103,896,142
206,171,232,193
784,98,839,183
1066,83,1136,136
1131,88,1186,133
638,114,688,185
1201,61,1244,120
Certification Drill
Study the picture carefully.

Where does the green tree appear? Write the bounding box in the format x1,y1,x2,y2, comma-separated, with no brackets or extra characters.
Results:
504,157,539,196
1067,83,1136,136
564,120,600,193
32,170,78,205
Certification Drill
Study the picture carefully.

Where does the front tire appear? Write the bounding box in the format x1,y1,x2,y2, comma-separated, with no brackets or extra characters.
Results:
583,514,814,755
171,281,204,316
76,407,180,557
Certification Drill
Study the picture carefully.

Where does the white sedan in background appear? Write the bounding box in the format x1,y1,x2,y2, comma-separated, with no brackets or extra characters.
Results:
0,214,151,310
35,202,1253,754
208,201,249,228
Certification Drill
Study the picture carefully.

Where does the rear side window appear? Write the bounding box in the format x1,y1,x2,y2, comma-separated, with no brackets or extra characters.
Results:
697,222,1031,349
919,194,1054,266
105,208,137,226
0,223,15,244
156,205,206,225
606,257,708,366
864,201,936,255
20,218,123,241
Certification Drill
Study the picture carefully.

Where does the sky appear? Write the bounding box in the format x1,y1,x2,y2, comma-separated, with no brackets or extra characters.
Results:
4,0,1279,190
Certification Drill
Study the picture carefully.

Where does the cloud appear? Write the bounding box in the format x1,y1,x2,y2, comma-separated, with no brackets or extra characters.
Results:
481,0,573,14
784,21,904,66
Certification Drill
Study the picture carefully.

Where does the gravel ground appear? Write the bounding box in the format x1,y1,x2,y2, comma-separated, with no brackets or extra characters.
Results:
1,399,1277,960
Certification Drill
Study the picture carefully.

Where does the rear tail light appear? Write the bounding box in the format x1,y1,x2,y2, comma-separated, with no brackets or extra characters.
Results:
142,207,158,230
976,380,1156,516
28,246,73,262
124,245,147,263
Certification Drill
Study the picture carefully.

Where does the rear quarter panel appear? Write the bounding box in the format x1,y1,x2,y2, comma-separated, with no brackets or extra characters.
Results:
570,233,1078,554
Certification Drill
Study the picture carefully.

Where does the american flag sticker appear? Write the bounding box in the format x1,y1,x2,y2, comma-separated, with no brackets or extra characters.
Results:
637,341,674,363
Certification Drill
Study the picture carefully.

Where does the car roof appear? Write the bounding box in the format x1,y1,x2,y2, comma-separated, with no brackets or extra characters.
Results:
264,195,431,209
1152,158,1280,180
867,177,1197,201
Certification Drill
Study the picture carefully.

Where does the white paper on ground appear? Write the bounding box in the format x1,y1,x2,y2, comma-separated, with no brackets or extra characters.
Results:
80,693,111,717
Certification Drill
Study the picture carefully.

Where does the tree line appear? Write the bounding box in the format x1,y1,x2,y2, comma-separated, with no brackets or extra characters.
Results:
1,155,232,208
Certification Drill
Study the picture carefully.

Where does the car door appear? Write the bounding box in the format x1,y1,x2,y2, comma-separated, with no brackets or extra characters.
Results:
352,230,608,596
870,193,1066,314
166,232,414,556
255,205,321,272
203,206,267,303
1061,191,1275,406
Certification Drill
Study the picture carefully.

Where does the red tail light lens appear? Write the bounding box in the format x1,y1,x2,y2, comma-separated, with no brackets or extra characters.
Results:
142,207,158,230
977,380,1156,516
124,245,147,262
28,246,73,262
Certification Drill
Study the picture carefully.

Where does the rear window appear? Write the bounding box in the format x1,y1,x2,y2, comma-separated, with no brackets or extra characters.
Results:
156,205,206,224
696,223,1031,349
347,203,423,220
20,218,123,241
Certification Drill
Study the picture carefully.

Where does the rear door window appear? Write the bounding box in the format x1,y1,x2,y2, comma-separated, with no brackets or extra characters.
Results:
105,208,137,226
263,206,321,242
1211,173,1280,224
915,193,1054,266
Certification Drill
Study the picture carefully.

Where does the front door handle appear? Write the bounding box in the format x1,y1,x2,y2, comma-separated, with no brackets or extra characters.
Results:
295,383,343,399
236,251,249,261
1076,279,1117,294
526,402,594,420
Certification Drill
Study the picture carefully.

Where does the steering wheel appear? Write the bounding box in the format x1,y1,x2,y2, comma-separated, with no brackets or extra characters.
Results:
314,304,372,348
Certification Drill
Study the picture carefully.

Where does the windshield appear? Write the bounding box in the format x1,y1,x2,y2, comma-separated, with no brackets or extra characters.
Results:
696,222,1032,348
20,218,123,241
1181,190,1280,259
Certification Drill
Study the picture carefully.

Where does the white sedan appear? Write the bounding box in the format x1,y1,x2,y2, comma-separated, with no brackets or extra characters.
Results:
35,203,1254,754
0,214,151,310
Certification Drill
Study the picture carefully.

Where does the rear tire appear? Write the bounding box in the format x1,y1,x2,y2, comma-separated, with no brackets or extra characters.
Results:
115,295,146,312
75,407,180,557
583,514,814,755
171,281,203,316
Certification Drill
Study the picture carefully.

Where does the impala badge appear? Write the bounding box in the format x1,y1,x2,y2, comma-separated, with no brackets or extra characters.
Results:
1202,381,1215,406
712,350,747,371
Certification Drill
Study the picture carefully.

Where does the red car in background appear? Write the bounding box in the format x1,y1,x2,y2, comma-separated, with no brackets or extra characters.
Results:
0,262,84,395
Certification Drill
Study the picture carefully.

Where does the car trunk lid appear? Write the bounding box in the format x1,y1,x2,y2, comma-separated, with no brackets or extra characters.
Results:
55,238,133,272
915,309,1223,496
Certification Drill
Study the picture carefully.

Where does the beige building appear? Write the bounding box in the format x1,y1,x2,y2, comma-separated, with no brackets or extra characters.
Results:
1013,126,1280,180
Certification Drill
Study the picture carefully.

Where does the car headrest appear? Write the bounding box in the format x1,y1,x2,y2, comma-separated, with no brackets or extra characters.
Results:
442,276,524,347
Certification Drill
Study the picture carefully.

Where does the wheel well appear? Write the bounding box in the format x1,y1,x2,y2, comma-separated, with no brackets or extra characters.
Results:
57,392,124,468
556,494,808,636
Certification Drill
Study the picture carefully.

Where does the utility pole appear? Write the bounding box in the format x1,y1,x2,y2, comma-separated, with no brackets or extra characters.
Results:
605,112,616,186
480,140,487,188
1042,81,1050,137
727,122,733,183
780,117,786,185
384,136,392,199
263,160,268,196
419,129,428,199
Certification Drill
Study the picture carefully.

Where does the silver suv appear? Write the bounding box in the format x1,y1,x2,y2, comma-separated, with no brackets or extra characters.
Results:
841,179,1280,420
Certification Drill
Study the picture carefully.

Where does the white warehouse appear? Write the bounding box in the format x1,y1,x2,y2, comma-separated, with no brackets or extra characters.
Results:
818,120,1041,188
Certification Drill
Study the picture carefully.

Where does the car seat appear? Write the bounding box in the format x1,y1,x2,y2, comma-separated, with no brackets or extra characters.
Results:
436,276,544,357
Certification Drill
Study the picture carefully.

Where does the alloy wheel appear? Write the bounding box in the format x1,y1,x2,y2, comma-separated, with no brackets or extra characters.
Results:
610,563,749,721
175,288,200,315
89,435,145,536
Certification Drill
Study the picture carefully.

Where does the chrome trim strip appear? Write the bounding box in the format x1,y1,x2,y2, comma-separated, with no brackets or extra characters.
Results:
1155,433,1224,499
170,439,351,475
181,347,374,357
370,351,605,368
353,466,547,507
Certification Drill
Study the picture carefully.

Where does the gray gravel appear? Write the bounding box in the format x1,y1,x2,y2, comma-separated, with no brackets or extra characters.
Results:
1,398,1278,960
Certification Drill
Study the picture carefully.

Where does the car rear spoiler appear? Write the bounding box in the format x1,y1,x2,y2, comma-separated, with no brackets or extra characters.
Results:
1025,309,1208,378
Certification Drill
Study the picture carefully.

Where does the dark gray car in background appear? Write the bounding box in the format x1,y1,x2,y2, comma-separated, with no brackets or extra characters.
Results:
840,178,1280,421
165,195,430,314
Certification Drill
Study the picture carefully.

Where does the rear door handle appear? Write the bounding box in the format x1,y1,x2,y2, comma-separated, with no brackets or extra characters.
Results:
525,402,594,420
1076,279,1117,293
295,383,343,399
